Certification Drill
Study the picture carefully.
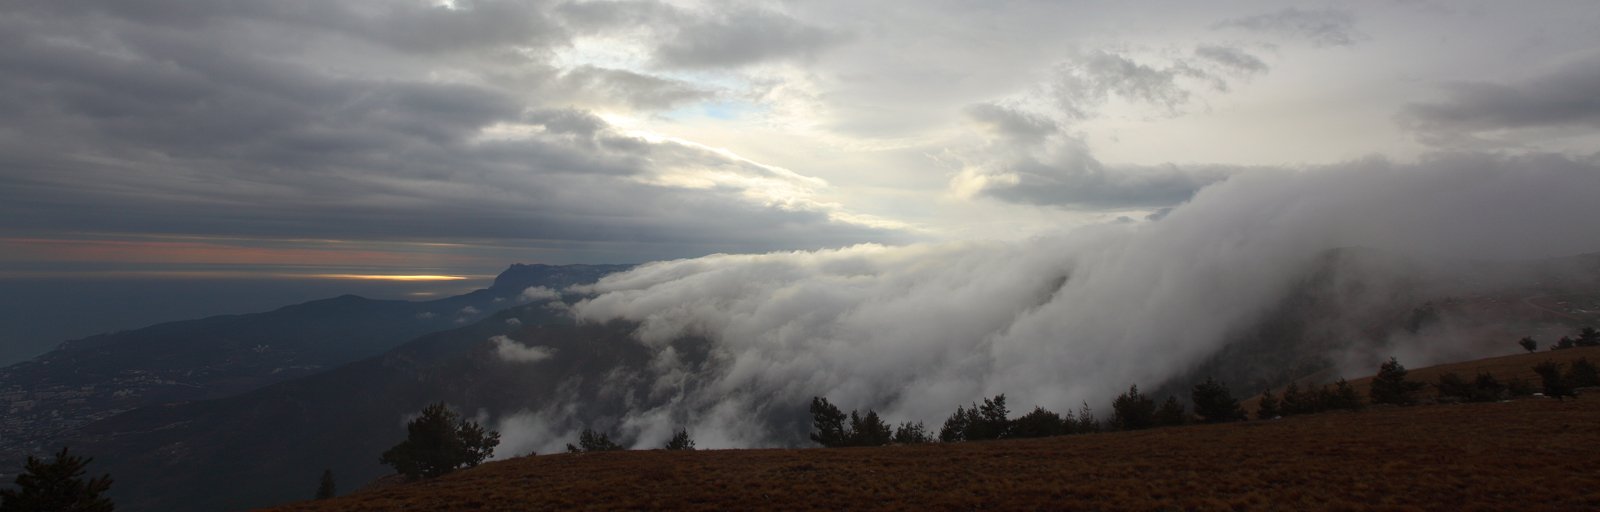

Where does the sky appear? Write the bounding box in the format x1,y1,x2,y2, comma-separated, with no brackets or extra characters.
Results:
3,0,1600,362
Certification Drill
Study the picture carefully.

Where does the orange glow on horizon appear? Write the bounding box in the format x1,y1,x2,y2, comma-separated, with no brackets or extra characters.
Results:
306,274,470,281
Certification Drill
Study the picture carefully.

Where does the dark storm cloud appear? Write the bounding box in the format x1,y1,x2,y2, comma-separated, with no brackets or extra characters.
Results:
1214,7,1362,47
0,1,898,262
1399,57,1600,146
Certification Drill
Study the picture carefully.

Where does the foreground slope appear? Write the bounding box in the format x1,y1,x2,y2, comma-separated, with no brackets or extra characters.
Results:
271,397,1600,511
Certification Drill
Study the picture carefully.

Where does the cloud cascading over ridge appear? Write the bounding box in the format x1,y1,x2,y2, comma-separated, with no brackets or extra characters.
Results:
546,152,1600,449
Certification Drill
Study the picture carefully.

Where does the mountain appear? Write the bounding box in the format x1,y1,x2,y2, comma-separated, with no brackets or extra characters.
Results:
0,264,630,470
30,252,1600,511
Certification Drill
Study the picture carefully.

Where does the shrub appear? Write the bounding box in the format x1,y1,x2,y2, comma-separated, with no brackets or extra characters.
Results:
1436,372,1473,401
1518,337,1538,353
1533,362,1575,400
1506,376,1536,396
1011,407,1066,438
1111,385,1155,430
0,447,114,512
1471,373,1507,402
1369,357,1424,406
1154,396,1187,427
664,429,696,450
1192,378,1245,423
380,403,500,480
1554,337,1576,350
1567,358,1600,388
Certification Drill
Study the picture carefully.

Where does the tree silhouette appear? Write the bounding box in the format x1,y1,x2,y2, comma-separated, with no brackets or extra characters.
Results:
1111,385,1155,430
379,402,500,480
1154,396,1187,427
567,428,624,453
1321,379,1362,411
1518,337,1538,353
663,429,696,450
1568,358,1600,388
1577,327,1600,347
1191,378,1245,423
315,469,336,500
848,410,893,446
1074,402,1101,433
1011,406,1066,438
1369,357,1424,406
893,422,931,444
809,397,850,447
1534,361,1575,399
0,447,114,512
1256,389,1280,420
938,404,970,442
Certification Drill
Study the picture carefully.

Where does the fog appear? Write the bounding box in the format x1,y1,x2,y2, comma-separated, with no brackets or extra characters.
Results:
501,152,1600,450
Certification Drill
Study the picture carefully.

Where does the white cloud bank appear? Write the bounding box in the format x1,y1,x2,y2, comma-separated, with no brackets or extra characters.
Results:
491,335,557,364
558,152,1600,448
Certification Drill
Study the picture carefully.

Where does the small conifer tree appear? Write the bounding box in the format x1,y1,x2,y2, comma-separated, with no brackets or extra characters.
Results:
1534,361,1575,399
0,447,114,512
1255,389,1280,419
1518,337,1538,353
1369,357,1424,405
1111,385,1156,430
663,429,696,450
1011,407,1065,438
380,403,500,480
892,422,931,444
1191,378,1245,423
809,397,849,447
315,469,336,500
1154,396,1187,427
567,428,624,453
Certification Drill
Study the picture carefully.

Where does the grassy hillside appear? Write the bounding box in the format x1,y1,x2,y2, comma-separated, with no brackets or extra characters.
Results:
1244,345,1600,414
267,350,1600,511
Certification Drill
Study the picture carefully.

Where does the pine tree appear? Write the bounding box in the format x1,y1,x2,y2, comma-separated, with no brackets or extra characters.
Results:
566,428,624,453
892,422,931,444
938,405,970,442
315,469,336,500
1111,385,1155,430
663,429,696,450
1279,382,1308,416
0,447,114,512
380,403,501,480
967,395,1011,440
1577,327,1600,347
1154,396,1187,427
1568,358,1600,388
1074,402,1101,433
1518,337,1538,353
847,410,893,446
1011,407,1065,438
1534,361,1575,399
1191,378,1245,423
1255,389,1280,420
808,397,849,447
1325,379,1362,410
1369,357,1424,405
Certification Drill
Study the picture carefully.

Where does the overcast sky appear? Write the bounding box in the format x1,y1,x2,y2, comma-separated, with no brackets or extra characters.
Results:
3,0,1599,277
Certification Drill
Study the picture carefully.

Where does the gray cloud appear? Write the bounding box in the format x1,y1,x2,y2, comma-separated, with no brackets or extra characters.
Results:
1053,50,1208,120
1214,7,1362,47
557,66,717,110
0,1,899,262
1399,57,1600,146
1194,45,1269,75
652,7,845,69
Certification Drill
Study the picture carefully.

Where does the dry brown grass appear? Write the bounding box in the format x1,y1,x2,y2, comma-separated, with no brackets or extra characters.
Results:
266,398,1600,509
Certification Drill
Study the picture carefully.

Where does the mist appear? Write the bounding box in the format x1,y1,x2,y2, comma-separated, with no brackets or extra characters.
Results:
498,151,1600,451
